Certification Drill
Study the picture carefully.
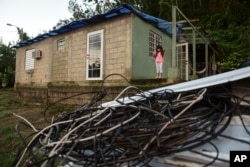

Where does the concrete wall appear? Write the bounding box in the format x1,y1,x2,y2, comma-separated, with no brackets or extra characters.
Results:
17,85,146,106
15,14,174,105
15,14,133,87
15,38,53,87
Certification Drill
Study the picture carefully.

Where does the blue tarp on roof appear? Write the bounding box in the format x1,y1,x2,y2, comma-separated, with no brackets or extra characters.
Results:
14,3,183,48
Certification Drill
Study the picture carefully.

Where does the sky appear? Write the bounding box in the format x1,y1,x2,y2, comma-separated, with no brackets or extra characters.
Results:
0,0,73,45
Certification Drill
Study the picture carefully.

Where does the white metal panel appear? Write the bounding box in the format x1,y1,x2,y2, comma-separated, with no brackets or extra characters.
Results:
25,49,35,72
101,66,250,108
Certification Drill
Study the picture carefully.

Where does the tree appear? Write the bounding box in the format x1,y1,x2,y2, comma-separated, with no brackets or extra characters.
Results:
198,0,250,70
16,27,30,41
0,42,16,87
160,0,250,71
67,0,170,19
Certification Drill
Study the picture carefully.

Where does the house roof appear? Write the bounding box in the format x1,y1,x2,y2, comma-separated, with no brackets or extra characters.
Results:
14,3,182,48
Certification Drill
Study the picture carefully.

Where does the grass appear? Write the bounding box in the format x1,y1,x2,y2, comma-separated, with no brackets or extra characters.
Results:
0,110,12,118
0,88,69,167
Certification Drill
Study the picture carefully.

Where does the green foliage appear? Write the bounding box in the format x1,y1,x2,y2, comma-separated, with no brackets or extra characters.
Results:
0,43,16,87
68,0,87,19
200,0,250,71
67,0,171,19
16,27,30,41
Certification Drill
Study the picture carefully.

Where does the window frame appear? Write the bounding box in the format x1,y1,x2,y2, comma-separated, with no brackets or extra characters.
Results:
149,31,162,57
86,29,104,80
57,38,65,50
25,49,35,73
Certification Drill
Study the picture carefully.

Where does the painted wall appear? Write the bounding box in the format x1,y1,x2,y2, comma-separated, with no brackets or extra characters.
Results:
131,15,172,79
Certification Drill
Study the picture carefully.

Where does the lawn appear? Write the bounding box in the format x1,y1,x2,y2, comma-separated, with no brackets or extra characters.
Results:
0,88,70,167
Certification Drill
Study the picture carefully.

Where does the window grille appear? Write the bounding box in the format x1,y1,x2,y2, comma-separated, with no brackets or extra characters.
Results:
149,31,162,57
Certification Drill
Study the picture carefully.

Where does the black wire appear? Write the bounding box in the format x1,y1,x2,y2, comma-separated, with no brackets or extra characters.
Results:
12,83,250,166
43,90,105,123
43,73,131,123
190,141,221,167
235,98,250,135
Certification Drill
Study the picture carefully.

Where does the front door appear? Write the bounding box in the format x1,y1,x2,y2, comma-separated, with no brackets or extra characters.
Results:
86,30,104,80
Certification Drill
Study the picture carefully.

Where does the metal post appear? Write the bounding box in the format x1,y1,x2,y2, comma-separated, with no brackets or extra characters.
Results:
172,6,176,67
192,29,196,76
205,42,208,76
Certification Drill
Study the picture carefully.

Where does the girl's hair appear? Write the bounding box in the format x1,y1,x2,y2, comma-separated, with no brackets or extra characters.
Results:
156,45,164,56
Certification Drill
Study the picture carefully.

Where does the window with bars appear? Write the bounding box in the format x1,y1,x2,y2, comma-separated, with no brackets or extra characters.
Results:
149,31,162,57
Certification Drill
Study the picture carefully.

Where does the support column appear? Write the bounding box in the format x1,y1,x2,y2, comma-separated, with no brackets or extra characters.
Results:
172,6,176,67
168,6,179,79
191,29,197,79
205,42,208,77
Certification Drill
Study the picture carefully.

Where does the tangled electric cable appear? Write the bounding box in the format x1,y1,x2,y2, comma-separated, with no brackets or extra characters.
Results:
12,75,250,167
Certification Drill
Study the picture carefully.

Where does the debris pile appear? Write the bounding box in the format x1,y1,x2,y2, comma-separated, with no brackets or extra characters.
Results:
13,84,248,166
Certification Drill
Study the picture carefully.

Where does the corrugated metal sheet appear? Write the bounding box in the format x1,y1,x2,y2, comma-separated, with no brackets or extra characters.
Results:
101,66,250,108
150,115,250,167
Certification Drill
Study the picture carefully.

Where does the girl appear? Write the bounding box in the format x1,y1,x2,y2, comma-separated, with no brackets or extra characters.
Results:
153,45,164,78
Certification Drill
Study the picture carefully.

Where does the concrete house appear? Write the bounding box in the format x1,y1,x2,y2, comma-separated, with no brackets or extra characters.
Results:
14,4,183,104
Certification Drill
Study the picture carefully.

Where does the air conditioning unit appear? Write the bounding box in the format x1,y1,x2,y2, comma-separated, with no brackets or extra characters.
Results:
32,50,42,59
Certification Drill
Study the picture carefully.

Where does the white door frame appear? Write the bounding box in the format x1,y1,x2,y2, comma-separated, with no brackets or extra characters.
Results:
176,43,188,80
